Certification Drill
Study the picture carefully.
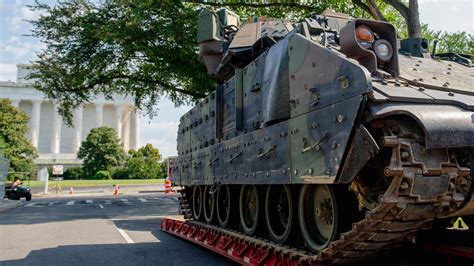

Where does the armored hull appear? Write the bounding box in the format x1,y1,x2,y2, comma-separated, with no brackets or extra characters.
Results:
172,9,473,262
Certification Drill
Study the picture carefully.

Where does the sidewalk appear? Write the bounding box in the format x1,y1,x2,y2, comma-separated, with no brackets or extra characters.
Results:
0,199,23,213
31,184,180,198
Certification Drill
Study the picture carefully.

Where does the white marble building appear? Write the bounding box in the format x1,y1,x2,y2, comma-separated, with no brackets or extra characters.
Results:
0,64,140,166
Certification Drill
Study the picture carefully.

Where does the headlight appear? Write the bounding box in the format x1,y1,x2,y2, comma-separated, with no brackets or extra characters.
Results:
355,25,374,49
373,39,393,62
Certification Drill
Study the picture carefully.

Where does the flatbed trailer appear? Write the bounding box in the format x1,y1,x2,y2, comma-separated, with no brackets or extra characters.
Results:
160,217,474,265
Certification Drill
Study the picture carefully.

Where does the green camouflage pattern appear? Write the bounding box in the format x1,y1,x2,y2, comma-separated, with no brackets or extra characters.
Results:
171,9,473,188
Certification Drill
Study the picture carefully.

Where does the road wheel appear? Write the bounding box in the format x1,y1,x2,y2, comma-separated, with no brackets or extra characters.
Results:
239,185,262,235
217,185,235,228
299,184,341,252
25,193,32,201
192,186,203,221
265,184,294,244
203,185,215,224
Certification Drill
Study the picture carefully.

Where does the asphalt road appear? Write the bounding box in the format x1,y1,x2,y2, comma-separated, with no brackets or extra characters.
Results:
0,194,233,266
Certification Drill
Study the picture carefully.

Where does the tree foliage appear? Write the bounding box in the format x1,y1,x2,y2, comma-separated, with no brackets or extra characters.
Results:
63,166,83,180
123,143,164,179
420,26,474,55
29,1,213,124
0,99,37,174
77,126,126,177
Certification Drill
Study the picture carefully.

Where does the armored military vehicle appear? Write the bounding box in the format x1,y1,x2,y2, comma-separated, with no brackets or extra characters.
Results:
172,8,473,263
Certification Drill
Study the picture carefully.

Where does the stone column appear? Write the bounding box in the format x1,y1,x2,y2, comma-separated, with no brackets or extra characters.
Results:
95,103,104,128
50,103,62,154
10,99,20,108
131,107,141,150
72,106,83,153
114,104,123,139
31,100,42,149
122,107,131,151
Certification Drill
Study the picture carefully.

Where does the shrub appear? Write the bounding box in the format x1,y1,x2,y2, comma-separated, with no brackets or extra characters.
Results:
112,168,129,179
63,167,83,180
90,170,112,180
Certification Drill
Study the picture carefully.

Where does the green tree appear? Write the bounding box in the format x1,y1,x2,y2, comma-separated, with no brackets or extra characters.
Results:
420,26,473,55
29,1,212,124
124,143,163,179
63,166,83,180
0,99,37,174
77,126,126,178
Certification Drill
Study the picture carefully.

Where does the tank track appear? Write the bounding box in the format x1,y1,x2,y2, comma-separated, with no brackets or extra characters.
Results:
176,135,470,264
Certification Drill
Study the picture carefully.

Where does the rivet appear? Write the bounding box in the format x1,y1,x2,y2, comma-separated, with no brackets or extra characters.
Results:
294,169,298,175
308,168,313,174
337,115,345,123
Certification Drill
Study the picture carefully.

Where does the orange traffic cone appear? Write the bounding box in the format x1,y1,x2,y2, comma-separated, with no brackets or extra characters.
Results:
165,180,171,194
69,187,74,195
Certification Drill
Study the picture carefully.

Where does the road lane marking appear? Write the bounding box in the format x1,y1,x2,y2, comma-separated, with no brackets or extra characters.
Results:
99,204,104,209
138,198,147,203
25,202,37,207
66,201,75,205
120,199,128,202
115,227,134,243
86,200,93,204
48,201,57,206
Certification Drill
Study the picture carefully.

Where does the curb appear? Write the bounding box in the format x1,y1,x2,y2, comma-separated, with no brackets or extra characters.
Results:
0,200,23,213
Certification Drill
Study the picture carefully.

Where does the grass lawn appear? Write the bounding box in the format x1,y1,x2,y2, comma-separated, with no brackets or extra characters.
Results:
25,179,165,188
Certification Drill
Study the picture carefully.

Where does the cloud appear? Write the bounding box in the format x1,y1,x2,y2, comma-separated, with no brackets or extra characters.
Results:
0,36,36,62
140,120,180,158
20,6,43,21
138,97,192,158
419,0,473,33
0,63,17,81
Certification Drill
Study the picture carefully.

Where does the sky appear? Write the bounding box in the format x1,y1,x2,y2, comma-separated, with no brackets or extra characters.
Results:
0,0,473,158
